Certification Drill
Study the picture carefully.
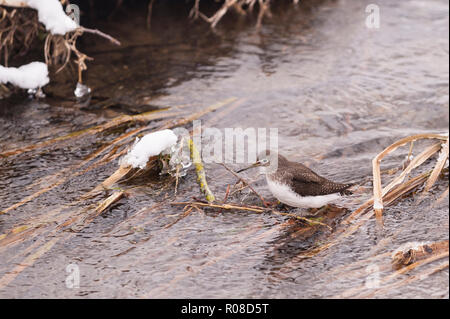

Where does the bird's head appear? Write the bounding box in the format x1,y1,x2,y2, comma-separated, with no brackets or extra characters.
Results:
237,150,279,174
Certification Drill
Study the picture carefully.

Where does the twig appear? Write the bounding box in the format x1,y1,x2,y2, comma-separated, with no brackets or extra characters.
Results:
170,201,331,229
189,0,200,19
98,191,127,214
219,162,268,207
164,206,194,229
223,184,231,204
78,26,121,46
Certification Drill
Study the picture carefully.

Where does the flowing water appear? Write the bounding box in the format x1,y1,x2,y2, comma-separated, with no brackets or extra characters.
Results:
0,0,448,298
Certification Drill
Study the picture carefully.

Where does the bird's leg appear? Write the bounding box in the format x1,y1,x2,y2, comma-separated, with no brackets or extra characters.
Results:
307,204,330,216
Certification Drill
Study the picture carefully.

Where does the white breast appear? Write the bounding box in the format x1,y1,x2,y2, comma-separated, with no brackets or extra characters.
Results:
266,176,341,208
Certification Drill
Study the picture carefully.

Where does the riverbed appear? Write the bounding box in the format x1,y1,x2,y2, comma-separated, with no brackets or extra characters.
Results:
0,0,448,298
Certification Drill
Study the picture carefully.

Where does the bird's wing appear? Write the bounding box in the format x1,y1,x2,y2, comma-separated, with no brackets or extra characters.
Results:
286,163,352,196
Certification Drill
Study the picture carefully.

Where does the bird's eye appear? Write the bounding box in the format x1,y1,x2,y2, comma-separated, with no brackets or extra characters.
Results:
260,159,269,164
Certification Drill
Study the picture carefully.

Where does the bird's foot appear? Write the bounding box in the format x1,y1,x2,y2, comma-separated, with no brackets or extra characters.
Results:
307,204,330,216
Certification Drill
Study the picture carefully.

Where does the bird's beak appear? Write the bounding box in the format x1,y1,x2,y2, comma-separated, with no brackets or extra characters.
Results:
236,161,261,173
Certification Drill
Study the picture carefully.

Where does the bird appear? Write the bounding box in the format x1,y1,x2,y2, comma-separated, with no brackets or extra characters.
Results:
237,150,353,208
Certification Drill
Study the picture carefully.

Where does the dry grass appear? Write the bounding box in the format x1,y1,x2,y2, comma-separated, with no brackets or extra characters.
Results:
372,133,448,218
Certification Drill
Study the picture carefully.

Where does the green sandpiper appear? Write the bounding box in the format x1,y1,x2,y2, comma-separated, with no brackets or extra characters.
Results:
237,150,353,208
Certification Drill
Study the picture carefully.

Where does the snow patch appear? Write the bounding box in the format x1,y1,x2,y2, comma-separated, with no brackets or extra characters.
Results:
0,62,49,89
26,0,77,35
121,130,178,169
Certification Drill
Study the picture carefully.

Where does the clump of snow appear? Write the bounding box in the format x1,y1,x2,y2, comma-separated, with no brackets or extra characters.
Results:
121,130,178,169
0,62,49,89
26,0,77,35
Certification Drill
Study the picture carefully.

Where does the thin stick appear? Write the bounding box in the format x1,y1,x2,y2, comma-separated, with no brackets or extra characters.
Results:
170,201,331,229
219,162,268,207
78,26,121,46
94,190,125,215
164,206,194,229
223,184,231,204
